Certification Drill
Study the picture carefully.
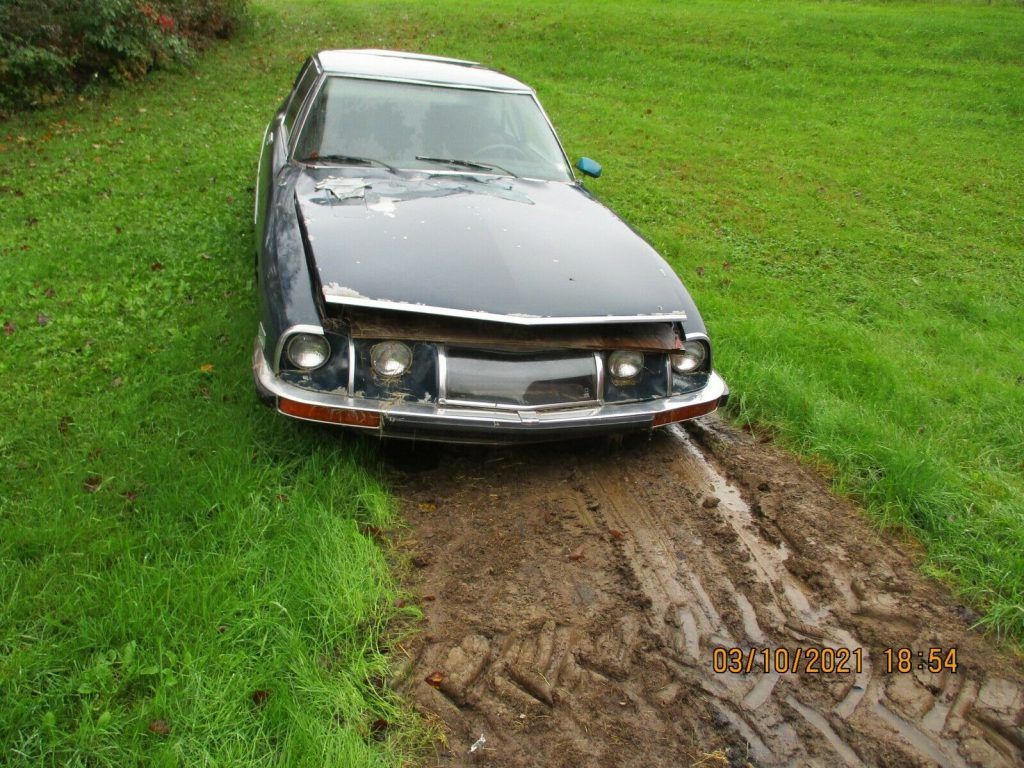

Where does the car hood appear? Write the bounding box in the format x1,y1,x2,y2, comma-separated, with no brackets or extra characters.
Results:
294,169,693,323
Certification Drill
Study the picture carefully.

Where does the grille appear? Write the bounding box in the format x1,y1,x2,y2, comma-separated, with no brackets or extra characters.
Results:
443,348,598,409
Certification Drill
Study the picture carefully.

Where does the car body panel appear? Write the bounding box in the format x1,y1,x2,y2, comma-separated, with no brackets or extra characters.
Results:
293,167,700,324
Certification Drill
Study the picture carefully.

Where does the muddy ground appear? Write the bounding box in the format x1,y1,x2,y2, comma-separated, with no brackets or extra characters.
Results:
384,418,1024,767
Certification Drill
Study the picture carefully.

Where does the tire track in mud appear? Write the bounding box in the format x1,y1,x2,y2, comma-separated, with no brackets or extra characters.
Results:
388,419,1024,767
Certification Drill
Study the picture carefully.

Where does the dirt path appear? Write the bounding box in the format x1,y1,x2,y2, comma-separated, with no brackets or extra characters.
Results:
386,418,1024,767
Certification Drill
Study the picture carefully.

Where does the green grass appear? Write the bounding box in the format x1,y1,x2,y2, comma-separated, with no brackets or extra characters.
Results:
1,0,1023,764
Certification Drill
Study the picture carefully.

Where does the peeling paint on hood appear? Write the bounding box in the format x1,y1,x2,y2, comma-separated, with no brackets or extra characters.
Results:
314,177,370,200
323,283,368,299
309,173,534,211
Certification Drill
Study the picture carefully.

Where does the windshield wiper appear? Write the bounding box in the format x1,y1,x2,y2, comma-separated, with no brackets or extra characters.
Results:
299,154,398,173
415,156,517,178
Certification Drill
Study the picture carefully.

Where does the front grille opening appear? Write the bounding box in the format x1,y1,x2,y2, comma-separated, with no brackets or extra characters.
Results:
444,348,598,408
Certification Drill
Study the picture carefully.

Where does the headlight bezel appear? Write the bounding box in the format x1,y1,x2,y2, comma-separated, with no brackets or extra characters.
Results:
607,350,645,385
671,340,709,375
370,340,414,380
285,332,331,371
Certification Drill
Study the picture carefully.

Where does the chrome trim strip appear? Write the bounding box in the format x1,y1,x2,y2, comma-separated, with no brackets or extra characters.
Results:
530,92,575,182
320,295,686,326
440,397,602,413
594,351,605,403
683,330,713,370
273,323,326,374
436,344,448,403
347,336,356,394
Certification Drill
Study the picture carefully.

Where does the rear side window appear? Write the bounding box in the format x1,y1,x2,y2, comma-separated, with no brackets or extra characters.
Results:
283,61,318,134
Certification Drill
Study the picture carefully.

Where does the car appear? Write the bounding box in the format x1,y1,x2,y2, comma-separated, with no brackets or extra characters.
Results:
252,49,728,443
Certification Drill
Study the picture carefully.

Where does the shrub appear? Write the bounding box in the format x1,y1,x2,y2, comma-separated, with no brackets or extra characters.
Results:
0,0,247,114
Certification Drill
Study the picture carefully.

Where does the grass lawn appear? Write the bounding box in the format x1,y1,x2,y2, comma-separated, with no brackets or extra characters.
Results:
1,0,1022,764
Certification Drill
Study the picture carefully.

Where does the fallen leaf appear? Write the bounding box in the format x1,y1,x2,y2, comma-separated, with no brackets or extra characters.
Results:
424,671,445,688
36,312,50,326
422,593,436,602
696,266,705,277
369,718,390,739
251,689,270,706
2,321,14,336
200,252,212,260
147,719,170,735
111,377,123,388
83,475,102,493
418,500,437,512
395,598,407,609
150,261,164,271
722,261,732,271
216,624,227,633
58,415,73,435
567,544,585,562
411,553,431,568
609,528,625,541
43,287,56,298
199,363,214,373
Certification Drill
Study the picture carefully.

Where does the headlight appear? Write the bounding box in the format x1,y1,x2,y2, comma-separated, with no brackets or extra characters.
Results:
286,333,330,370
370,341,412,378
608,350,644,383
671,340,708,374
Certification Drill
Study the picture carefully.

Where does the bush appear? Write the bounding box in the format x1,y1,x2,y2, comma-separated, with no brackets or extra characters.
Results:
0,0,247,113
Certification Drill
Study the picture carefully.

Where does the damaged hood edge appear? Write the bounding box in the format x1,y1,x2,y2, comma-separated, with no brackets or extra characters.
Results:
319,292,687,326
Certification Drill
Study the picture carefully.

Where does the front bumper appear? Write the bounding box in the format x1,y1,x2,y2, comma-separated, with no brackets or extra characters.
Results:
253,339,728,444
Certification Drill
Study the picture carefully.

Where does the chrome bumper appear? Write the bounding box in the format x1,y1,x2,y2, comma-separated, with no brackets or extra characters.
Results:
253,339,728,444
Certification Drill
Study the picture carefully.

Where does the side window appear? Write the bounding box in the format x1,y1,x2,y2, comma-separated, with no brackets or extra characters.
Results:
283,61,318,134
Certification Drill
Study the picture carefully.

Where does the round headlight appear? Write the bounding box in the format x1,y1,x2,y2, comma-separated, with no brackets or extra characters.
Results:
370,341,412,378
608,350,644,383
286,333,330,370
671,340,708,374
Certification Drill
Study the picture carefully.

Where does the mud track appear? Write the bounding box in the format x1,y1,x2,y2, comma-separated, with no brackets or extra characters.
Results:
387,418,1024,767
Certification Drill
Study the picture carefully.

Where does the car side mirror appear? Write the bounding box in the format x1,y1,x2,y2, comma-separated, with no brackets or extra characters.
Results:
576,157,602,178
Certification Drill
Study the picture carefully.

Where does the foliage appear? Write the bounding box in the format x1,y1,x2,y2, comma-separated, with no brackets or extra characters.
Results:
0,0,248,113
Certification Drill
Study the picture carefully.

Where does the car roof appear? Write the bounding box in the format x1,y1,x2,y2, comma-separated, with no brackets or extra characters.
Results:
314,49,534,93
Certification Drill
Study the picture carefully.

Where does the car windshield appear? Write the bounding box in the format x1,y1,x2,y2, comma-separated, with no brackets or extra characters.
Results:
294,76,572,181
